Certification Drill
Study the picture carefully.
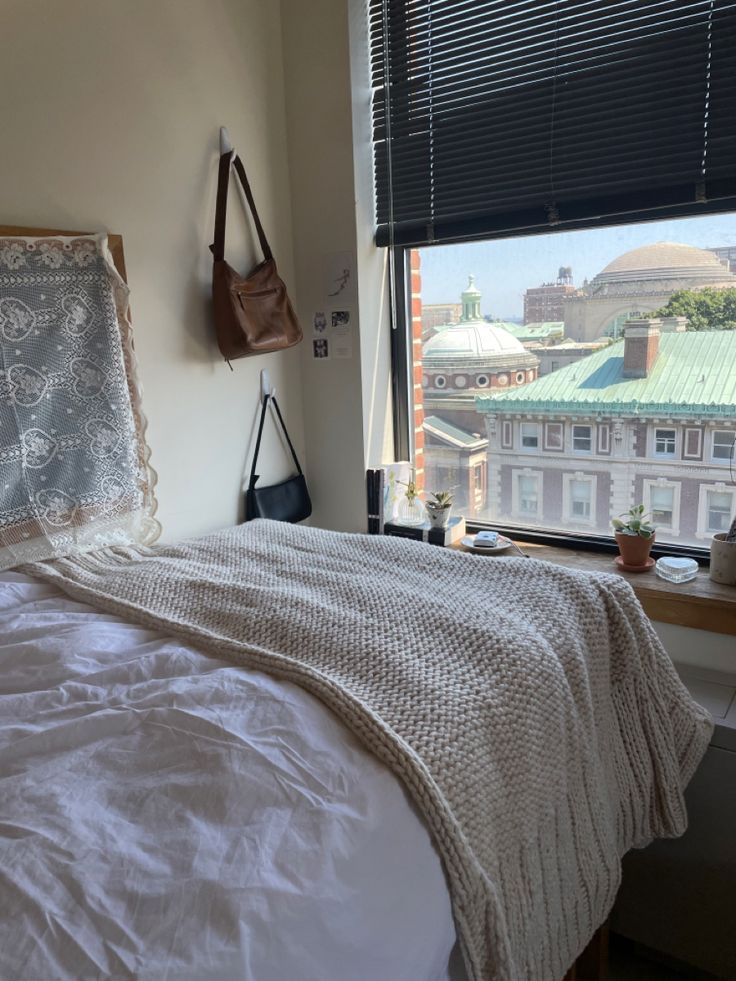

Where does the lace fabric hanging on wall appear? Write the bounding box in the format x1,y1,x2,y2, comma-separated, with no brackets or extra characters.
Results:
0,233,159,569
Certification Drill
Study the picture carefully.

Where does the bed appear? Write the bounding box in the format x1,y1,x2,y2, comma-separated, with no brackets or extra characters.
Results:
0,568,460,981
0,228,711,981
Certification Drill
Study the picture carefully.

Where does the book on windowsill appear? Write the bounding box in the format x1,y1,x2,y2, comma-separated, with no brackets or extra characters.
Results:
383,515,466,547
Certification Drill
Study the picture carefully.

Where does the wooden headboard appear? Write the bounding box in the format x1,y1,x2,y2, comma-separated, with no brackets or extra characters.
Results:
0,225,126,283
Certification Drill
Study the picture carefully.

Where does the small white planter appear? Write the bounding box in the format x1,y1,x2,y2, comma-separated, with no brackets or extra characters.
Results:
710,533,736,586
426,504,452,530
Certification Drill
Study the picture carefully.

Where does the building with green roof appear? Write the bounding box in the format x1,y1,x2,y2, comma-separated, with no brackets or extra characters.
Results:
474,322,736,545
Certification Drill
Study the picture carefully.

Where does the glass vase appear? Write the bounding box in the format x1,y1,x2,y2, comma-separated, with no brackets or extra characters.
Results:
397,495,425,526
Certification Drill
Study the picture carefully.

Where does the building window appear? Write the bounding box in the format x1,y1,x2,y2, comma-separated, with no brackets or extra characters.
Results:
550,360,560,372
518,475,539,515
501,420,513,449
544,422,564,451
473,463,484,495
434,375,446,389
654,428,676,457
712,430,735,462
520,423,539,451
707,491,735,532
597,424,611,455
515,371,525,384
682,427,703,460
644,479,681,534
572,425,592,453
563,473,597,526
476,374,489,388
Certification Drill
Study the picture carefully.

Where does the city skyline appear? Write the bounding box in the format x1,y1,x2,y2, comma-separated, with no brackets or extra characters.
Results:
419,212,736,321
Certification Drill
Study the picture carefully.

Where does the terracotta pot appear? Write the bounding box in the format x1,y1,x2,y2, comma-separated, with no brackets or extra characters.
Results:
615,531,655,568
710,534,736,586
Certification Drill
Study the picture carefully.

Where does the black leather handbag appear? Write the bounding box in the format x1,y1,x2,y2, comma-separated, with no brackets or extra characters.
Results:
245,394,312,523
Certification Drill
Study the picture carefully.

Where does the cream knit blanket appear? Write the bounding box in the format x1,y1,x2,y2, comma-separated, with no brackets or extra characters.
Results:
26,520,712,981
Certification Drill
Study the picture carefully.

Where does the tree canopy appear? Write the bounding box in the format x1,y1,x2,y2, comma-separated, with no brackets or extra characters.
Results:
647,287,736,330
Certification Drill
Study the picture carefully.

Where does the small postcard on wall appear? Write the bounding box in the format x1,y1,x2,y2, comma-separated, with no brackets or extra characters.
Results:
324,251,357,305
332,327,352,359
313,338,330,360
313,311,327,333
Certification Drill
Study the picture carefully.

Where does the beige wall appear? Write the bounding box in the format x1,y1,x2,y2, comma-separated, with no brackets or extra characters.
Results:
0,0,305,542
281,0,394,532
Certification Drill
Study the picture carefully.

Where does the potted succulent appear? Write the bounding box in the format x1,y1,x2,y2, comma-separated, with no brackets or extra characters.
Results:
612,504,656,571
425,489,454,530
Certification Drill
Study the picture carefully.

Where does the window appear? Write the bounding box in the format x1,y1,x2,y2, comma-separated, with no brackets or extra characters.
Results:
713,430,735,462
707,491,734,533
650,486,674,526
572,425,592,453
512,470,542,520
563,473,596,526
518,476,539,516
520,424,539,451
654,429,676,457
373,4,736,552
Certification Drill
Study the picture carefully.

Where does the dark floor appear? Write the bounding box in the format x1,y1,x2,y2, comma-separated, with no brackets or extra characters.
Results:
609,935,727,981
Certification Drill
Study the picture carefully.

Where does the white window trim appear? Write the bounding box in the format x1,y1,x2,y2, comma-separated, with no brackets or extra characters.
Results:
562,472,597,528
643,477,681,537
519,422,540,453
511,467,543,523
711,429,735,464
696,482,736,540
571,424,593,455
651,426,678,459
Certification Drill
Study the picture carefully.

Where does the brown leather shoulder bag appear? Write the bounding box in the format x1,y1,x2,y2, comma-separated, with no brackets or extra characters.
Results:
211,151,302,362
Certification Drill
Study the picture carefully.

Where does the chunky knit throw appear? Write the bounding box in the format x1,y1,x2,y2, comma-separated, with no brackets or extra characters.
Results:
26,520,712,981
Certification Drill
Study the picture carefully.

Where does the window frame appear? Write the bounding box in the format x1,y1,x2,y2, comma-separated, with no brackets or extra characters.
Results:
652,427,677,458
697,484,736,538
712,429,736,463
388,243,713,561
562,473,597,528
643,478,681,537
571,424,593,455
520,422,540,452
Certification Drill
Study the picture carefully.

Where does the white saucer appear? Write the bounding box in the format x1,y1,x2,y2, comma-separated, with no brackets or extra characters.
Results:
460,534,514,554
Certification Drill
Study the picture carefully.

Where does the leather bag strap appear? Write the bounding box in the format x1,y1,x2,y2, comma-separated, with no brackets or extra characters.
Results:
212,150,273,263
249,394,303,488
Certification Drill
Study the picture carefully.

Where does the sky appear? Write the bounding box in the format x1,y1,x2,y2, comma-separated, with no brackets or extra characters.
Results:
418,213,736,321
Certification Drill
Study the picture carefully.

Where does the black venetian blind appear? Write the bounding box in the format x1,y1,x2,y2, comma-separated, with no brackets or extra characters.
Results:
371,0,736,247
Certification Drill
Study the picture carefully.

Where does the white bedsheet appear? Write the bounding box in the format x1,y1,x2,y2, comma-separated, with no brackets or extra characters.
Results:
0,571,457,981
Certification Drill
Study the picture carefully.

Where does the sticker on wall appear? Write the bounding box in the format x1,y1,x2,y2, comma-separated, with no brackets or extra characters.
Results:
313,311,327,333
332,328,352,360
331,310,350,327
324,251,357,304
313,338,330,360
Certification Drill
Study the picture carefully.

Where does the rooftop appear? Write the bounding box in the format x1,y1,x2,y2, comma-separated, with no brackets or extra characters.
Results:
423,415,487,449
592,241,736,287
476,329,736,418
501,321,565,340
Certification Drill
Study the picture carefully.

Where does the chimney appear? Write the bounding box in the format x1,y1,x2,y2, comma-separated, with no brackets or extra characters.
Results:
623,319,661,378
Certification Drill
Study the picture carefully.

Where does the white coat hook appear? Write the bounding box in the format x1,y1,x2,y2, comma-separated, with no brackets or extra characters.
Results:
219,126,236,161
260,369,274,404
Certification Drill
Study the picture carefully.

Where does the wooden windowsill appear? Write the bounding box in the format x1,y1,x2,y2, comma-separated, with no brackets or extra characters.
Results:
471,540,736,636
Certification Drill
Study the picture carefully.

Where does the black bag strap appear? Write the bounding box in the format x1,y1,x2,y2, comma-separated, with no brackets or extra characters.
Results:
212,150,273,263
249,394,303,488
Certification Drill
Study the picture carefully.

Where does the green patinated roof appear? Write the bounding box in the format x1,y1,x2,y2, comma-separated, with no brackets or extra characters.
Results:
423,415,487,447
476,330,736,418
500,321,565,340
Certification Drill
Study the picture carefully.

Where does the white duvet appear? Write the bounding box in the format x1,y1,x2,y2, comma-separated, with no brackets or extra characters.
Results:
0,571,457,981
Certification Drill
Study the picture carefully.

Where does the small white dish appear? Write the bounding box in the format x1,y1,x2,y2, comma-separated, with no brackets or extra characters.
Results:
460,534,514,554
